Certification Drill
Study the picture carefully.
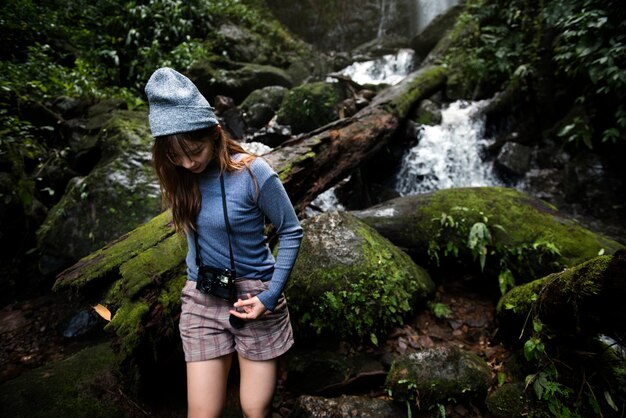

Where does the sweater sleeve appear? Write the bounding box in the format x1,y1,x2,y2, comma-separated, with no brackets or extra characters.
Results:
254,164,303,311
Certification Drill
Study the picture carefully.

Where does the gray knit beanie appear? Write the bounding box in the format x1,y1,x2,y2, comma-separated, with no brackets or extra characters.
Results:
145,67,218,137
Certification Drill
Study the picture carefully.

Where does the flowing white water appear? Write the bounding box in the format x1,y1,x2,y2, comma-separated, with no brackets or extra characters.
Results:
395,100,501,195
306,186,347,218
335,48,415,86
414,0,460,34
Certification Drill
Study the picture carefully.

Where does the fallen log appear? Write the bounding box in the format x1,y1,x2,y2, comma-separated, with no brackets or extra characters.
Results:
496,250,626,338
266,65,447,213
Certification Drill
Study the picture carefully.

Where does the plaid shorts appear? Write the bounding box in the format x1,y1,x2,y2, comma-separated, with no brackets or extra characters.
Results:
179,278,294,362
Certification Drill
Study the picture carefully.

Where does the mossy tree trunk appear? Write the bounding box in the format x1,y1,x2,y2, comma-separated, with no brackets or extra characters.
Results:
496,250,626,339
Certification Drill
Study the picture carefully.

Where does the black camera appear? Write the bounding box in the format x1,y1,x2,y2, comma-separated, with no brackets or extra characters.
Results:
196,265,236,302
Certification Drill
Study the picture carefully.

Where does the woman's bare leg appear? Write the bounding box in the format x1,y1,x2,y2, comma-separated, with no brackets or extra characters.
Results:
238,355,277,418
186,354,233,418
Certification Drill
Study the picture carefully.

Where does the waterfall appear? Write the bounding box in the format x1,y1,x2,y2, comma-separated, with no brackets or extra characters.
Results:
395,100,501,196
377,0,398,38
414,0,460,34
335,48,415,86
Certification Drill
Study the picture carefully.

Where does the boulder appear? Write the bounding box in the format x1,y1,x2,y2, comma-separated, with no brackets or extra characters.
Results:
240,85,288,129
414,98,442,125
352,187,625,276
188,61,293,104
52,209,433,392
410,4,464,58
286,211,435,343
36,110,162,275
485,382,533,418
276,81,346,134
291,395,405,418
264,0,413,52
496,141,532,177
385,345,492,406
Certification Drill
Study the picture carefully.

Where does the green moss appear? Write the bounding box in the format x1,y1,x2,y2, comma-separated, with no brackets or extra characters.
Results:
159,275,187,314
385,66,447,118
496,278,544,317
486,383,531,418
287,212,434,342
496,254,614,334
276,150,317,182
106,301,150,356
98,110,151,160
276,81,343,134
386,346,491,404
120,233,187,298
417,188,622,268
0,343,121,418
53,210,176,291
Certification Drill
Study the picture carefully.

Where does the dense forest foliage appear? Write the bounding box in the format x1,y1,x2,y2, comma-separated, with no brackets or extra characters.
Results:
444,0,625,150
1,0,624,232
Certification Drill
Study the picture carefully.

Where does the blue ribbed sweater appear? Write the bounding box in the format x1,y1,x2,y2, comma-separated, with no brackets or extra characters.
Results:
185,155,303,311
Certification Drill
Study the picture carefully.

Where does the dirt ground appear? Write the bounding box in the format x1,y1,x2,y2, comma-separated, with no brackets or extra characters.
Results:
0,275,508,417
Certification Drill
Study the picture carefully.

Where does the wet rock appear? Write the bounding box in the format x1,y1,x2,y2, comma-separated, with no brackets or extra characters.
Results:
385,345,492,406
276,82,345,134
62,309,100,338
51,96,89,119
36,110,161,275
495,141,531,177
249,122,291,148
410,4,463,58
414,98,442,125
243,103,275,129
213,95,235,113
220,106,247,139
291,394,405,418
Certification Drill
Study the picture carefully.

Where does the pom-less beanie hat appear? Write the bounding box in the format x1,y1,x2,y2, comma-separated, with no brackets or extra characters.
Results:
145,67,218,137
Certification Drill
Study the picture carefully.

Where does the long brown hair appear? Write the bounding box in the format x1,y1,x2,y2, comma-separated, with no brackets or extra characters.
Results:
152,125,255,233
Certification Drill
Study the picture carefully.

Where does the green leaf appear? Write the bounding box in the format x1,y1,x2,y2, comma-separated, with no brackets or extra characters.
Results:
605,390,618,411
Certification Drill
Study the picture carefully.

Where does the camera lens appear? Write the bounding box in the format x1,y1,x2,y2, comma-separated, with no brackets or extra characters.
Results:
196,277,212,294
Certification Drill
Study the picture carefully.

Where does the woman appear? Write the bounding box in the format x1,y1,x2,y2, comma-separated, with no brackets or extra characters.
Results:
145,67,303,418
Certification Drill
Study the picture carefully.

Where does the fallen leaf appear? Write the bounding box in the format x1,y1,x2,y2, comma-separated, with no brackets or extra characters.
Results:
93,304,111,321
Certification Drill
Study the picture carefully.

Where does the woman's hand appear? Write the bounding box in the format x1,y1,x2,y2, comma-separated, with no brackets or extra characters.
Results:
229,293,267,320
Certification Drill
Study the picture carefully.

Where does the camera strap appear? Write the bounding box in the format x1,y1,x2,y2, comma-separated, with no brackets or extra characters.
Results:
194,174,236,274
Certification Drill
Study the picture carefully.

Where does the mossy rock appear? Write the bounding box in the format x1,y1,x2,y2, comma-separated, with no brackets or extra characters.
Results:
240,85,288,112
0,343,122,418
485,382,532,418
285,211,435,344
385,345,492,406
240,85,288,128
36,110,161,275
276,81,345,134
353,187,624,280
189,61,293,104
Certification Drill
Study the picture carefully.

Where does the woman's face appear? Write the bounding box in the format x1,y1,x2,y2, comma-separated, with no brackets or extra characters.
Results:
167,128,218,173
